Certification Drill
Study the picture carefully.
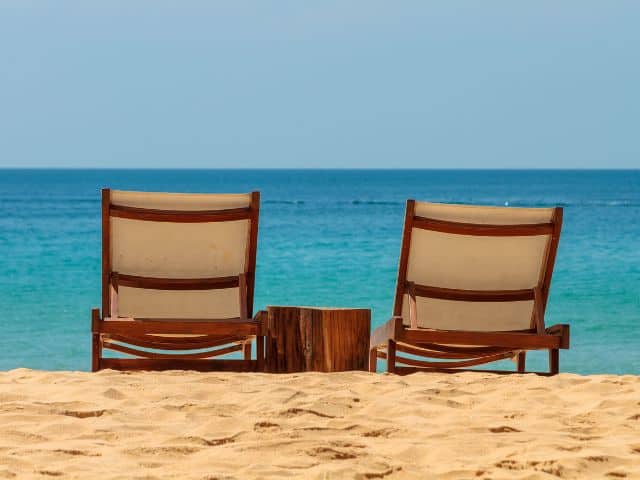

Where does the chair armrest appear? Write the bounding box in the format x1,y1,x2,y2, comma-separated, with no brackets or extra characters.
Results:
370,316,404,349
545,324,570,349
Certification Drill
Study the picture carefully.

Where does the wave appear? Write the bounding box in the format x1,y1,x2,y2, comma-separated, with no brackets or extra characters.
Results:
497,200,640,208
0,197,98,204
350,200,402,206
1,197,639,209
263,200,305,205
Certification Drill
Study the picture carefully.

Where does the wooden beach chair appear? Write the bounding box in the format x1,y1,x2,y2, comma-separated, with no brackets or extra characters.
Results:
91,189,264,372
370,201,570,375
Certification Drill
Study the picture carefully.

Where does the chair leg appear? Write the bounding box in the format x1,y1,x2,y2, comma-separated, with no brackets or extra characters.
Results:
549,349,559,375
517,352,526,373
242,340,251,360
243,341,252,360
91,309,102,372
369,347,377,372
92,333,101,372
256,336,265,372
386,340,396,374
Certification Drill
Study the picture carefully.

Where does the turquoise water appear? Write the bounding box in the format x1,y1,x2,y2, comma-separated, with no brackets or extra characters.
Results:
0,169,638,374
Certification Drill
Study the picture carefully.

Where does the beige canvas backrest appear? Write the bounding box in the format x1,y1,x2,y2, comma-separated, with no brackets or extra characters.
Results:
394,201,562,332
102,190,260,320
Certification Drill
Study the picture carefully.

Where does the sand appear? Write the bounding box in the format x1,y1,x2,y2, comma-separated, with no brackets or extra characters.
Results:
0,369,638,479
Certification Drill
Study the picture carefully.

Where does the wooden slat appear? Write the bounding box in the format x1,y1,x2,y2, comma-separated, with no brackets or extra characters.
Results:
109,204,252,223
109,283,118,318
102,341,243,359
395,351,515,369
533,287,545,333
407,282,418,328
412,216,554,236
97,318,259,336
403,342,524,355
379,348,514,363
393,200,415,316
540,207,563,312
411,284,535,302
394,366,554,376
238,273,248,319
244,191,260,318
101,189,111,319
387,339,397,373
400,328,562,349
103,333,244,350
100,358,257,372
396,342,512,359
113,273,239,291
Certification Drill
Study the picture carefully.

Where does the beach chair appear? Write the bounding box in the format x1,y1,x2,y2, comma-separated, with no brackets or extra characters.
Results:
91,189,264,372
370,201,570,375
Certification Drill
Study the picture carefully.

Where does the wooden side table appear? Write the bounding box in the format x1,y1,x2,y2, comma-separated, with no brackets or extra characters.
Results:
264,306,371,373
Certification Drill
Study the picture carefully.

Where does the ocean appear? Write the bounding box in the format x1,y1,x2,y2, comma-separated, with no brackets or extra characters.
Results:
0,169,638,374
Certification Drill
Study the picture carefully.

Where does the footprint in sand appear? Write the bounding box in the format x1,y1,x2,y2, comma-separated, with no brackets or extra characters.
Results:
102,388,126,400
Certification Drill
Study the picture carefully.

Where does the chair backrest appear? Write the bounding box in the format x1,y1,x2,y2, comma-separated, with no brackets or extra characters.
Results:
102,189,260,320
393,201,562,332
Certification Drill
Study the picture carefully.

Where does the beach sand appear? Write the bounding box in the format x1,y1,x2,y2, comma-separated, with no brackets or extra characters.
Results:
0,369,638,479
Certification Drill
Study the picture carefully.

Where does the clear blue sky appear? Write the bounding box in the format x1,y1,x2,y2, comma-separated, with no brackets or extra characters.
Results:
1,1,638,168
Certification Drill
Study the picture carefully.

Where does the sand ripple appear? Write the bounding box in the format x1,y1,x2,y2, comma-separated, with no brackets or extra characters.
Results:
0,369,638,479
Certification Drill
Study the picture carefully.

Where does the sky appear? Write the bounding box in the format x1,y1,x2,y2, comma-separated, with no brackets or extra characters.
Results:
0,1,639,169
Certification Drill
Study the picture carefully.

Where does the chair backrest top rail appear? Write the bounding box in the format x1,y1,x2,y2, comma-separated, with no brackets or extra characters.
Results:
109,204,253,223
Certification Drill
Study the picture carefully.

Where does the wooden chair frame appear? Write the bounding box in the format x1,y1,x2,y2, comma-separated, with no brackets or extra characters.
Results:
369,200,570,376
91,189,265,372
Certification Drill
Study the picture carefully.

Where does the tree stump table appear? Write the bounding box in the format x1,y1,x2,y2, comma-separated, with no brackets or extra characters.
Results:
264,306,371,373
